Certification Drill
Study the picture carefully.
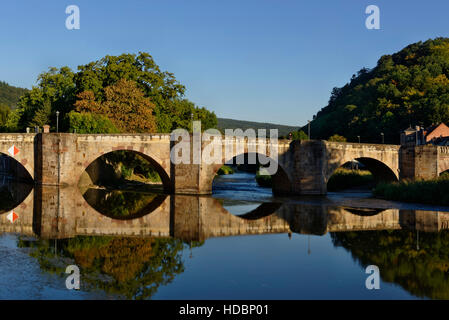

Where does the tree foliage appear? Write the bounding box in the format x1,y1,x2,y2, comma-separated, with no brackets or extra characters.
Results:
19,236,190,299
12,67,75,131
6,53,217,133
309,38,449,144
328,134,347,142
67,111,120,134
332,229,449,299
75,79,157,133
0,81,28,109
83,189,161,218
0,103,10,128
287,130,308,140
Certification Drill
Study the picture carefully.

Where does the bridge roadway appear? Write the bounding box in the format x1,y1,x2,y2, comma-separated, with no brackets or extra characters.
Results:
1,185,449,241
1,133,448,195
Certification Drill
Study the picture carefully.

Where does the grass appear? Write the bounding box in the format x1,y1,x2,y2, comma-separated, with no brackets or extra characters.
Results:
256,168,272,188
373,173,449,206
327,168,374,191
121,164,162,183
217,165,235,175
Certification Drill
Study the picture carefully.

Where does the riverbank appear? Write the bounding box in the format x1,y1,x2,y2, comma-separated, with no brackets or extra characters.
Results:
327,168,374,191
373,175,449,206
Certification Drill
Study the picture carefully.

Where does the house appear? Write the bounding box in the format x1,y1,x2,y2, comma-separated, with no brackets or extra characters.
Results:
400,123,449,146
431,136,449,146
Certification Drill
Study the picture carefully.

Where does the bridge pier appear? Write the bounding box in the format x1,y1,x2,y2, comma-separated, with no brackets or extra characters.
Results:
34,133,79,186
289,140,328,195
400,145,440,180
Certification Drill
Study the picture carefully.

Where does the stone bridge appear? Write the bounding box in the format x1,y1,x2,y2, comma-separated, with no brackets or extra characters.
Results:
2,185,449,241
0,133,445,195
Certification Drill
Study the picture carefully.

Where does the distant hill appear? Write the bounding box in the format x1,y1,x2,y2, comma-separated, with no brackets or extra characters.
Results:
0,81,28,109
217,118,299,137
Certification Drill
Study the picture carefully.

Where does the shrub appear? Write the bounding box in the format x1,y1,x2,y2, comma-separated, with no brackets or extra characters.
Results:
256,168,272,188
373,175,449,206
217,165,234,175
327,168,374,191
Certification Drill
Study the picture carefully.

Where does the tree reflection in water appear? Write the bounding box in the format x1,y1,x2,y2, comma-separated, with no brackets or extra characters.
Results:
332,230,449,299
19,236,203,299
82,188,166,219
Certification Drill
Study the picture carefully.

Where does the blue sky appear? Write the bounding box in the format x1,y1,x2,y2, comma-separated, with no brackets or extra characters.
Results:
1,1,449,126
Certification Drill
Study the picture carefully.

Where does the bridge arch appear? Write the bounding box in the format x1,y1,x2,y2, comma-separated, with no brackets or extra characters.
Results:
0,178,34,215
324,142,400,185
81,188,169,220
207,151,292,195
326,156,399,186
0,152,34,183
78,149,171,193
235,202,283,220
341,206,387,217
439,159,449,176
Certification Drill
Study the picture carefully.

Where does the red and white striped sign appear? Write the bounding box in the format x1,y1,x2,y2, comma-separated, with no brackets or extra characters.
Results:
8,145,19,157
7,211,18,223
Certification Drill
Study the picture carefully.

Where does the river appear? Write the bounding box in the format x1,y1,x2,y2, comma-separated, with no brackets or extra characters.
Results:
0,172,449,300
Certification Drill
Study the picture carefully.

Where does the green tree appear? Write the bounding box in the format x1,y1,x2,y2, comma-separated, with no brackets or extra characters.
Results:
309,38,449,143
14,66,75,131
73,52,215,132
11,53,216,133
67,111,120,134
332,230,449,299
0,81,28,109
0,103,10,128
18,235,199,299
328,134,347,142
3,108,23,132
289,130,309,140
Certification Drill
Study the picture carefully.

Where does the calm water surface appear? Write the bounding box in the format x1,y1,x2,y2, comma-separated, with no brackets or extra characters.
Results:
0,172,448,300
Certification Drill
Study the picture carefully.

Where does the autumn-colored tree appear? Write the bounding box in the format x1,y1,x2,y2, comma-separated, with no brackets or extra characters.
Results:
73,91,101,113
19,235,190,299
75,79,157,133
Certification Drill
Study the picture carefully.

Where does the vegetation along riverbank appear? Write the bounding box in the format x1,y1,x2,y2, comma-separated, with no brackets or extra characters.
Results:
373,173,449,206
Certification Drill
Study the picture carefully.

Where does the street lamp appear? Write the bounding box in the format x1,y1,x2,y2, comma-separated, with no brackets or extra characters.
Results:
56,111,60,133
381,132,384,144
357,136,360,143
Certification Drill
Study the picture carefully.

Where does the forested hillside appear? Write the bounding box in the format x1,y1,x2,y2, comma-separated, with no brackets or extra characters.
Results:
0,82,28,127
218,118,299,137
0,81,27,108
308,38,449,144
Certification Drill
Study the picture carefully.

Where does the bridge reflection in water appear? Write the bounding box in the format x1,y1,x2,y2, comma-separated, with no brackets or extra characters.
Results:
1,182,449,241
4,180,449,300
